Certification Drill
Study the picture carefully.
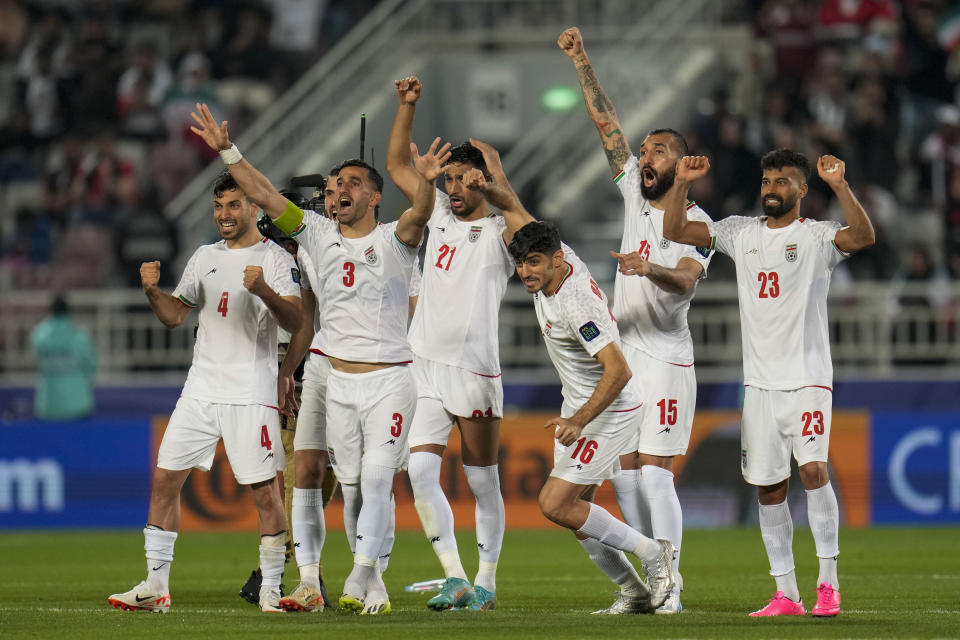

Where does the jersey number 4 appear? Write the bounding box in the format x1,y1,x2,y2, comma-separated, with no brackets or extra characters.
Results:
757,271,780,298
217,292,229,317
260,424,273,450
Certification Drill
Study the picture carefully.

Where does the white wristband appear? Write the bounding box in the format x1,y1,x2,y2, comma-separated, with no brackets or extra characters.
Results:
219,144,242,165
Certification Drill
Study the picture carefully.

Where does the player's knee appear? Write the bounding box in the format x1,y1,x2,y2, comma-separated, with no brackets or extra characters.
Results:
537,487,572,528
798,461,829,489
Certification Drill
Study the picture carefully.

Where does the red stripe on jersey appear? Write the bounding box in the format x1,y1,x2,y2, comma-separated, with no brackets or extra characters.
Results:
611,403,643,413
805,384,833,392
554,261,574,293
309,348,328,356
470,371,503,379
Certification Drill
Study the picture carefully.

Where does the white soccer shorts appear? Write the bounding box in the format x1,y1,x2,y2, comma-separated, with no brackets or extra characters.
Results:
740,386,833,486
294,358,331,451
158,397,285,485
622,344,697,456
412,356,503,420
325,365,416,484
549,407,639,486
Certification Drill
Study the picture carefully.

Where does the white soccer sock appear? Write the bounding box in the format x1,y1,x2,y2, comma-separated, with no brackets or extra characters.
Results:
408,451,468,580
758,500,799,602
806,481,840,589
259,532,286,592
578,537,647,597
143,527,177,592
576,502,660,563
641,465,683,573
378,493,396,573
354,464,394,564
611,468,650,535
464,464,505,592
291,487,325,587
341,482,362,554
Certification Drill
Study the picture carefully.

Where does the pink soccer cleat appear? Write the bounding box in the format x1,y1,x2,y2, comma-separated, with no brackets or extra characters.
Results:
812,583,841,617
748,591,806,617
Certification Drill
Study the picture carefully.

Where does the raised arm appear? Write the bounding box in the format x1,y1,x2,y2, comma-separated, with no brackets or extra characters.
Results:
243,265,301,333
466,138,535,243
386,76,423,203
140,261,192,328
546,342,632,446
817,155,876,253
558,27,630,177
609,251,704,295
190,103,289,219
396,138,451,246
663,156,713,248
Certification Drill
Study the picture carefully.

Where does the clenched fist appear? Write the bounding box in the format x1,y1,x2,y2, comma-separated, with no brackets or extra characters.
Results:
243,265,269,296
557,27,586,59
140,261,161,292
394,76,422,105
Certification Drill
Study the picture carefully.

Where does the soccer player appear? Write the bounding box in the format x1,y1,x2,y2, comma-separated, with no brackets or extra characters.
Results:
508,220,677,613
662,150,875,617
189,102,449,615
558,27,714,614
108,170,302,614
386,76,535,611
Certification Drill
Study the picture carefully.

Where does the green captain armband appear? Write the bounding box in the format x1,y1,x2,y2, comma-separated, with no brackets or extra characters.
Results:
273,199,305,236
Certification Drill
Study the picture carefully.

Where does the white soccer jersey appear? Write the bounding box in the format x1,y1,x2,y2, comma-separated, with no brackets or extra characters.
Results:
408,190,513,376
533,244,641,417
278,245,312,344
409,255,422,297
289,209,419,363
710,215,849,390
173,237,300,405
613,155,713,365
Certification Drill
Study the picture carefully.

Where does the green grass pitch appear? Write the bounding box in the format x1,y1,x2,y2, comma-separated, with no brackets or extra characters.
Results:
1,527,957,638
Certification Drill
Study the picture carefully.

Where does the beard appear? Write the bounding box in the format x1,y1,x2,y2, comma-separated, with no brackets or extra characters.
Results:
640,165,676,201
761,193,798,218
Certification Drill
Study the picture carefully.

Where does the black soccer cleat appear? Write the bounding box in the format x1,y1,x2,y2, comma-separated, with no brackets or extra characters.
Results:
239,569,262,605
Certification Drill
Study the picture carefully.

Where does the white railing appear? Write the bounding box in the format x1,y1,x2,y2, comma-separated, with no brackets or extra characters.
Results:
2,281,957,386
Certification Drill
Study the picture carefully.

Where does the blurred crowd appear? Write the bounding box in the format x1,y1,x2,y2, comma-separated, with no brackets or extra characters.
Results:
0,0,379,290
685,0,960,312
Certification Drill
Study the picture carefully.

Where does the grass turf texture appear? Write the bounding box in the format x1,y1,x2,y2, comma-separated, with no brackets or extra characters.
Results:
1,527,957,639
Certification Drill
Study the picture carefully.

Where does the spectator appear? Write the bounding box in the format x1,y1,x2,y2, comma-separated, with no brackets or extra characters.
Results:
30,294,97,421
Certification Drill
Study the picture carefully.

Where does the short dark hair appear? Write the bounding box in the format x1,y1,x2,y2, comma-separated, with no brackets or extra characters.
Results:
327,165,340,177
760,148,811,182
333,159,383,193
212,170,243,199
51,294,69,316
646,128,689,157
448,142,489,176
507,221,561,262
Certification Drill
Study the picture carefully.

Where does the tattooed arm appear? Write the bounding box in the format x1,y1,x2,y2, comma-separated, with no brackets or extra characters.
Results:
558,27,630,177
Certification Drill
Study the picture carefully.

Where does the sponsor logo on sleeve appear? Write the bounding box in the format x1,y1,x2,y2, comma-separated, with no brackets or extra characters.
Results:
291,267,301,284
696,245,711,258
578,321,600,342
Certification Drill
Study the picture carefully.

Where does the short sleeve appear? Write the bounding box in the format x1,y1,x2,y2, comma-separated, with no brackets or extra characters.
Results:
682,203,715,275
172,249,202,307
409,255,422,296
296,246,314,292
710,215,753,257
286,208,336,257
808,219,849,268
430,189,454,230
562,282,617,358
613,155,641,199
267,245,301,298
385,221,421,263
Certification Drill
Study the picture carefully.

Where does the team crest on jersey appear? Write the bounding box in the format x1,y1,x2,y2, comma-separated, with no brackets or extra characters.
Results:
290,267,301,284
364,246,378,265
579,321,600,342
659,238,670,249
785,243,798,262
543,321,552,336
469,225,483,243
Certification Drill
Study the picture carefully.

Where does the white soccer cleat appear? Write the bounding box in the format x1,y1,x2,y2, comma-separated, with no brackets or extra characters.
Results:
655,590,683,614
259,587,284,613
279,582,324,612
641,539,677,610
107,581,171,613
591,590,654,615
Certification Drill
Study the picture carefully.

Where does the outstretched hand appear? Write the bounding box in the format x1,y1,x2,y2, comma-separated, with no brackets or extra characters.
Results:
189,103,231,152
463,167,491,192
557,27,585,59
817,155,846,189
394,76,422,105
468,138,505,179
411,137,452,182
675,155,711,184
